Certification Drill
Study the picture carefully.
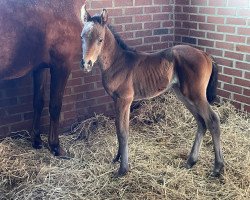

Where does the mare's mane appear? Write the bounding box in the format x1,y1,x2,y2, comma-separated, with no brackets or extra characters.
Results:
91,15,136,52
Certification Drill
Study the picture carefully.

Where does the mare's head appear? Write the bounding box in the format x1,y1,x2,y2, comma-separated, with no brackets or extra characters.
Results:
80,5,108,72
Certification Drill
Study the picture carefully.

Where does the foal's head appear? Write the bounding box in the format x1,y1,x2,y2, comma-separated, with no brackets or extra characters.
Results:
80,5,108,72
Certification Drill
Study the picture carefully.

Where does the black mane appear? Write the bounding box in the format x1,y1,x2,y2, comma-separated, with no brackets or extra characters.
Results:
90,15,136,52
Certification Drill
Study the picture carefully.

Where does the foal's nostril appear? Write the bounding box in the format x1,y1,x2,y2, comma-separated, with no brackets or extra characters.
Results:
88,60,92,67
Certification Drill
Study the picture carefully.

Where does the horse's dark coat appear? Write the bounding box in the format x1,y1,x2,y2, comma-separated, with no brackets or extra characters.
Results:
0,0,83,156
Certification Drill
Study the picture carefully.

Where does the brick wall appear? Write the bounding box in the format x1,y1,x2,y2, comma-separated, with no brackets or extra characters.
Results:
174,0,250,112
0,0,174,138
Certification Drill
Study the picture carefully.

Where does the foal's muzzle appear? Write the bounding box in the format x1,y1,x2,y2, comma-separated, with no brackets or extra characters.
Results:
80,59,93,73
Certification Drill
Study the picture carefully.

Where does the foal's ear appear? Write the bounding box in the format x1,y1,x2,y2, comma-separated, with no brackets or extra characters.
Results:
81,4,91,24
101,9,108,25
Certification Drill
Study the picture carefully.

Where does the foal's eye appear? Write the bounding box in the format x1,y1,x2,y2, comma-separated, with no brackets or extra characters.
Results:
98,38,103,43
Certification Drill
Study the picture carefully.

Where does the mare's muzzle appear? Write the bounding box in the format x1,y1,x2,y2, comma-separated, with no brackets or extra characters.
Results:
80,59,93,73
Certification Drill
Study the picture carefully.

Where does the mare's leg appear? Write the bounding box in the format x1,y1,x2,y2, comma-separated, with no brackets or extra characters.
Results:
113,97,133,176
199,102,224,176
173,86,207,168
48,66,70,156
31,67,47,149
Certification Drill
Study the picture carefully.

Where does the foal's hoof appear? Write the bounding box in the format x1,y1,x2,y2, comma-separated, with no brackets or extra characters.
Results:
211,162,224,177
185,157,197,169
32,138,43,149
113,168,129,178
49,145,70,159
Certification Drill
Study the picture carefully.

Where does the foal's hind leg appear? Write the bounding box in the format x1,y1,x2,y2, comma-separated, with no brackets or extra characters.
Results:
173,86,207,168
48,66,70,157
31,67,47,149
199,103,224,176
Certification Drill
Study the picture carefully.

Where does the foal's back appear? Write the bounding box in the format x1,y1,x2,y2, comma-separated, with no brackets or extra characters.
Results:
0,0,82,80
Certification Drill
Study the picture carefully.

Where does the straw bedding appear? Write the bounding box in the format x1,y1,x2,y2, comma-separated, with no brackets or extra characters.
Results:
0,92,249,199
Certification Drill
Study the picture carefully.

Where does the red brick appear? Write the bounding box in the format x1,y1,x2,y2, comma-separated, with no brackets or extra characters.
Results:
244,105,250,112
135,30,152,37
175,14,189,21
236,62,250,71
207,16,225,24
224,84,242,94
217,89,231,99
217,25,235,33
86,89,106,99
234,78,250,87
125,7,143,15
236,45,250,53
209,0,226,6
144,36,160,43
162,21,174,27
126,38,142,46
216,58,234,67
225,51,244,61
162,5,173,12
238,27,250,35
216,42,234,51
199,7,216,14
217,8,236,16
91,1,112,9
114,16,133,24
61,103,74,112
207,32,224,40
153,13,169,21
226,35,246,43
234,94,250,104
0,115,22,126
198,39,214,47
125,23,142,31
238,9,250,17
73,83,95,93
190,30,206,38
119,32,134,39
154,0,168,5
218,74,233,83
245,72,250,79
135,15,152,22
183,22,197,29
96,95,113,104
206,48,223,57
175,28,189,35
67,78,82,87
144,6,161,14
161,35,174,42
135,0,152,6
224,67,242,77
243,88,250,96
106,8,123,17
199,23,215,31
231,101,242,110
183,6,198,13
228,0,249,7
114,0,133,7
174,6,182,13
176,0,190,5
144,21,161,29
63,111,77,120
153,42,169,50
191,0,207,5
0,98,18,107
190,15,206,22
226,18,246,26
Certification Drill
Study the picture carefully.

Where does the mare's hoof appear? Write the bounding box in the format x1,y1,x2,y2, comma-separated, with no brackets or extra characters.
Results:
185,157,197,169
32,138,43,149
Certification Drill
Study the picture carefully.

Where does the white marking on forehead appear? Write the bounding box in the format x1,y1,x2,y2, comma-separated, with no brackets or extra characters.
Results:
82,22,94,36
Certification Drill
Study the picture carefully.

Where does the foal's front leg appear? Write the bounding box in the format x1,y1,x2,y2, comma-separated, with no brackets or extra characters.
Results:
113,97,133,177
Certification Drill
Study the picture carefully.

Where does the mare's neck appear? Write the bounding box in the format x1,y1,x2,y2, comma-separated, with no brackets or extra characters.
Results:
98,26,122,71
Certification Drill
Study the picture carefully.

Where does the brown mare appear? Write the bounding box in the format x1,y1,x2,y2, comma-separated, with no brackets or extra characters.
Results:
80,6,224,177
0,0,83,156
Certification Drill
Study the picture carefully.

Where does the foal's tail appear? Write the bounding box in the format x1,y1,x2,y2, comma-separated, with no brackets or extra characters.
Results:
206,59,219,104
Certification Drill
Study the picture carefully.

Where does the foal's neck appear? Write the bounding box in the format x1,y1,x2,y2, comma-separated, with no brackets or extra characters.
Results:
98,26,123,71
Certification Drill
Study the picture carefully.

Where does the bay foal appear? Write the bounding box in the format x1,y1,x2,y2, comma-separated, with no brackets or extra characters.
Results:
80,6,224,177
